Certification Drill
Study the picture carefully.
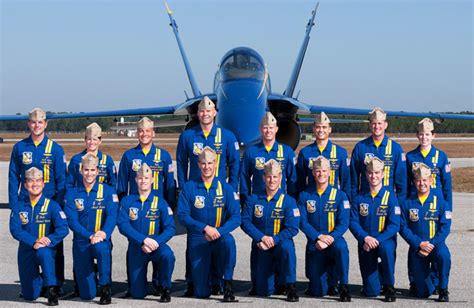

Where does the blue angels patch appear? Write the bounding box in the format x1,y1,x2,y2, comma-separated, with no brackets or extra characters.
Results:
129,207,139,221
306,200,316,213
74,198,85,211
255,157,266,170
359,203,369,216
193,142,204,155
22,152,33,165
132,159,142,172
254,204,264,218
409,208,419,222
19,212,29,224
194,196,205,209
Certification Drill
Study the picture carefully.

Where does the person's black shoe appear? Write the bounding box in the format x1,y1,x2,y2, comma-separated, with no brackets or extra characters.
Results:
436,289,449,302
153,285,164,297
54,286,63,297
223,280,238,302
384,285,396,302
432,287,440,295
183,282,194,297
211,284,223,295
47,287,59,306
408,282,417,296
304,287,312,296
328,286,339,296
99,285,112,305
339,284,351,302
248,283,257,296
275,284,287,295
159,288,171,303
286,284,299,302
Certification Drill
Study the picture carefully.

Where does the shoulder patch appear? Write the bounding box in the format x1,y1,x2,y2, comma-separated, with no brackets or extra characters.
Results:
112,194,119,203
346,158,351,166
445,211,452,219
63,155,67,164
59,211,67,219
234,142,240,150
293,208,300,217
401,153,406,161
293,156,297,165
344,200,350,209
445,163,451,173
168,207,174,215
233,192,240,200
168,163,175,173
394,206,401,215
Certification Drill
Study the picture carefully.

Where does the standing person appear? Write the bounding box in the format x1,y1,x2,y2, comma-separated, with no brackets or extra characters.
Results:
67,122,117,189
8,107,67,289
297,156,351,301
349,157,401,302
400,163,451,302
118,163,176,302
9,167,69,306
64,154,119,304
177,147,241,301
241,159,300,302
350,107,407,203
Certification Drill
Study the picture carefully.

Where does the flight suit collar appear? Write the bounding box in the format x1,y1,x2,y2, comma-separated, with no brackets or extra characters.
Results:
313,139,333,154
415,144,437,157
369,135,388,147
196,123,217,137
316,184,333,198
256,141,279,152
26,134,49,147
197,177,219,190
26,194,46,209
366,186,388,199
77,180,99,194
414,190,436,207
134,143,157,155
134,191,155,203
264,189,284,202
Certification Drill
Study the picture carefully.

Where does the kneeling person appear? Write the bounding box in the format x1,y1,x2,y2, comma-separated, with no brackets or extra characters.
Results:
118,163,176,302
177,147,241,301
400,163,451,301
241,159,300,302
297,156,351,301
64,154,119,304
9,167,69,306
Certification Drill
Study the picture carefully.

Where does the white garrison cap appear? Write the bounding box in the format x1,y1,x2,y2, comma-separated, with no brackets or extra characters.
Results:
260,112,277,126
136,163,152,178
85,122,102,139
312,156,331,170
264,159,282,175
137,117,154,130
364,156,385,172
413,163,432,179
25,167,43,180
198,96,215,110
417,118,434,133
368,107,387,122
81,153,99,169
314,112,331,124
198,146,217,163
28,108,46,121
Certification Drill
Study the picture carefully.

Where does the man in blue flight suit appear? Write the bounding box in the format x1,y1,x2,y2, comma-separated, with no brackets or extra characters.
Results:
177,147,241,301
8,107,67,290
297,156,351,302
350,107,407,204
241,159,300,302
118,163,176,302
240,112,297,295
296,112,351,295
64,154,119,304
349,156,400,302
176,96,240,295
400,163,451,302
406,118,452,295
67,122,117,189
10,167,69,306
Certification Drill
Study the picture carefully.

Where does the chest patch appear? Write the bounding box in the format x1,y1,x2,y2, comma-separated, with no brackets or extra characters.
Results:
359,203,369,216
194,196,205,209
22,152,33,165
19,212,29,224
74,199,85,211
306,200,316,213
254,204,264,218
193,143,204,155
129,207,139,221
255,157,265,170
132,159,142,172
409,208,419,222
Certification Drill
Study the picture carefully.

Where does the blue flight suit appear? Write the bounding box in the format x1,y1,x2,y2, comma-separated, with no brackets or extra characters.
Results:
241,190,300,296
117,144,175,206
64,182,118,300
297,140,351,198
406,146,452,210
67,149,117,189
240,141,297,204
350,136,407,203
349,187,401,296
9,195,69,300
176,124,240,191
400,192,451,298
177,178,241,298
118,193,176,299
297,186,350,296
9,135,67,207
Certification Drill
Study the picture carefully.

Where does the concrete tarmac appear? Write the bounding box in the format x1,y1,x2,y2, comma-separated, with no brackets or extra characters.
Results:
0,192,473,307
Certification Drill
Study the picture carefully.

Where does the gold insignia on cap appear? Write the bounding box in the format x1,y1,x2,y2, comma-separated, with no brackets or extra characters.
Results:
417,118,434,133
413,162,431,179
198,146,217,162
197,96,215,110
365,156,384,172
81,153,99,169
25,167,43,180
28,107,46,121
137,117,154,130
85,122,102,139
368,107,387,122
314,112,331,124
260,112,277,126
136,163,152,177
263,159,282,175
312,155,330,170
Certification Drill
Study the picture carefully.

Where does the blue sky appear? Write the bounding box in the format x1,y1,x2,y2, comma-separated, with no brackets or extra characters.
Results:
1,0,472,115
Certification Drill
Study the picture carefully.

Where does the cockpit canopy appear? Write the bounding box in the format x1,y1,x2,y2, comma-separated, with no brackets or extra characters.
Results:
219,47,265,82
